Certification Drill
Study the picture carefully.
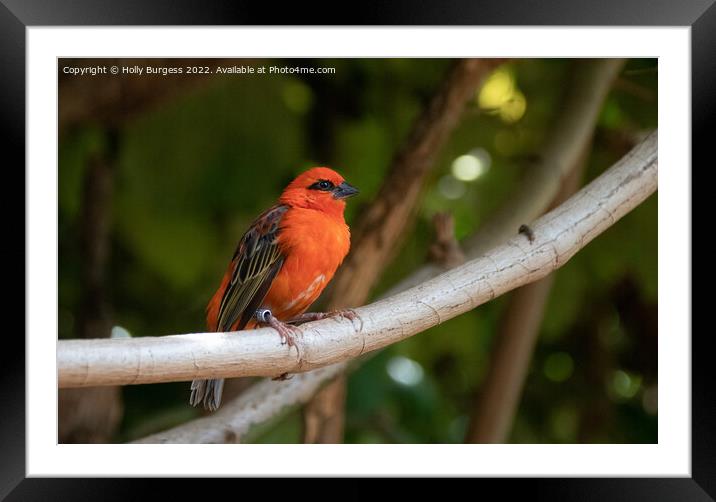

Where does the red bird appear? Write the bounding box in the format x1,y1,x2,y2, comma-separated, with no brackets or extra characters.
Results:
190,167,359,411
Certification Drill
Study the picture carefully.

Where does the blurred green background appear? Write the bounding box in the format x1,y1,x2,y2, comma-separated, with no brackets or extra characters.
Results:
58,58,657,443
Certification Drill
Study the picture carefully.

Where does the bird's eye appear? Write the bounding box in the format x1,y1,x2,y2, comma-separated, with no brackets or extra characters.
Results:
309,179,335,191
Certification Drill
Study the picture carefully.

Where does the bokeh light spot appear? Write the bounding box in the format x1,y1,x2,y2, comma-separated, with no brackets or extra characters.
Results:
642,385,658,414
387,356,424,386
550,405,578,442
111,325,132,339
478,69,527,124
478,68,515,110
437,175,466,200
452,155,482,181
499,90,527,123
610,370,642,399
451,148,491,182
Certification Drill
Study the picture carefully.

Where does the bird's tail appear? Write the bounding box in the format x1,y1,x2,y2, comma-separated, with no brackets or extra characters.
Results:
189,378,225,412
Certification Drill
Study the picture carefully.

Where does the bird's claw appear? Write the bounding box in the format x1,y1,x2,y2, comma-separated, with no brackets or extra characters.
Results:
277,325,301,348
334,308,363,331
334,308,357,321
255,308,302,355
284,308,364,338
287,308,363,331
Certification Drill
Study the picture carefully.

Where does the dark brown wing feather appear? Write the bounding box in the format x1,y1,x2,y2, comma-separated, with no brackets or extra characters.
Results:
216,204,288,331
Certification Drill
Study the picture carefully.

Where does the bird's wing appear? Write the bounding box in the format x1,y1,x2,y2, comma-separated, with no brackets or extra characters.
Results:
215,204,288,332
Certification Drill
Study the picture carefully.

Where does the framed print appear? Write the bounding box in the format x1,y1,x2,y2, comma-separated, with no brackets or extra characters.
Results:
4,0,708,498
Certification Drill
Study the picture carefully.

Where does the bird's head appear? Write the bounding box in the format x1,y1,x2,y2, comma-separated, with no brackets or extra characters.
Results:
280,167,359,217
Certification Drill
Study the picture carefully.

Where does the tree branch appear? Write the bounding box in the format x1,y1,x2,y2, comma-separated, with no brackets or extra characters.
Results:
58,131,657,391
302,373,348,443
133,365,347,443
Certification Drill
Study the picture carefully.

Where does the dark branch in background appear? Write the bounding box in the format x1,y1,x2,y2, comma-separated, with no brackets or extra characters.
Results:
467,276,556,443
428,212,466,268
302,58,505,443
78,132,118,341
302,373,347,444
59,129,123,444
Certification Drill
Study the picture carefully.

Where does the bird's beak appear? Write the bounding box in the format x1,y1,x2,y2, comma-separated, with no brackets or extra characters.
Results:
333,181,359,199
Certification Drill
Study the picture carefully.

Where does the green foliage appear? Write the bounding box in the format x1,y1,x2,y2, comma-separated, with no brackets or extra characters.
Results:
59,58,657,443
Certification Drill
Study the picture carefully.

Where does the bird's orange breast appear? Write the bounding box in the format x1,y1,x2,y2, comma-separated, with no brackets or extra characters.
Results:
261,207,350,321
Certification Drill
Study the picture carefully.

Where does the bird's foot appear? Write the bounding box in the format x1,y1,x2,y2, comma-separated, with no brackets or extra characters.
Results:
289,308,362,331
255,309,302,350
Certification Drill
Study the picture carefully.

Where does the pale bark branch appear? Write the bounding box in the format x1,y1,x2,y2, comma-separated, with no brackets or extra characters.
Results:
133,365,347,443
58,131,657,391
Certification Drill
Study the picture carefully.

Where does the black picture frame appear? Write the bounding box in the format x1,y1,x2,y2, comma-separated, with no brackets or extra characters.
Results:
3,0,707,498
